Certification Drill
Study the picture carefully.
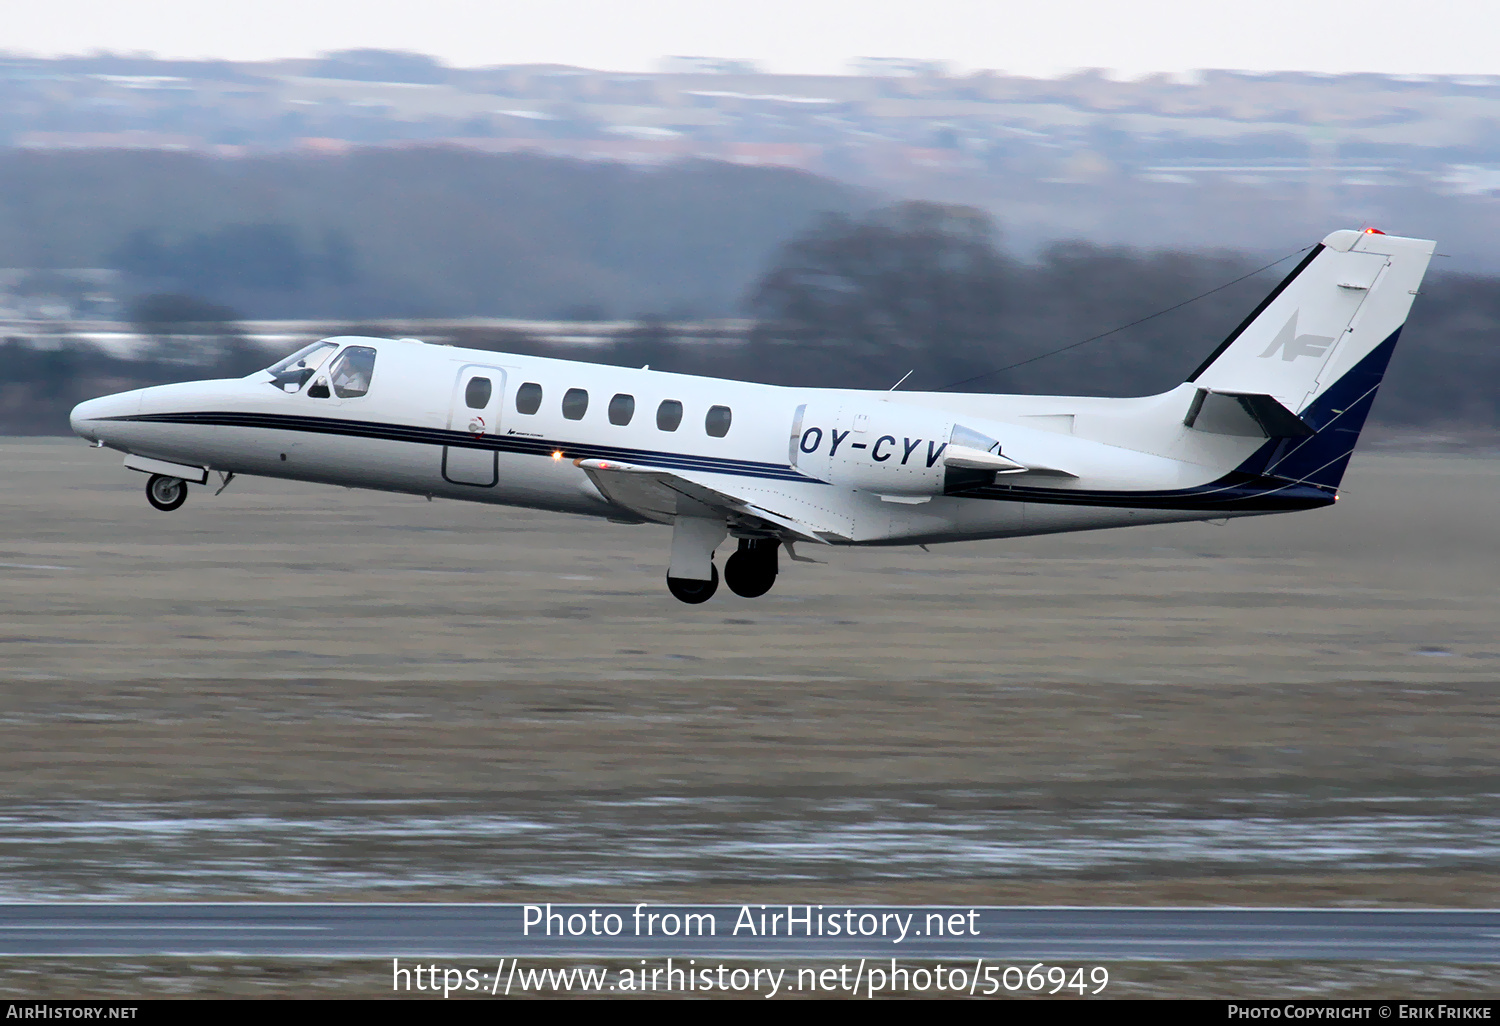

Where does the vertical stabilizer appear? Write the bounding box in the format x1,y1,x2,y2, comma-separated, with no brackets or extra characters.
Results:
1187,229,1434,489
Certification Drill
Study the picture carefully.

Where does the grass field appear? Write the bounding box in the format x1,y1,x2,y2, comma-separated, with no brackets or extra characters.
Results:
1,438,1496,996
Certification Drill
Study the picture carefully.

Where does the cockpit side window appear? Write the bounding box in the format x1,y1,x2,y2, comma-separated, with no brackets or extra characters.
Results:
329,346,378,398
266,341,337,393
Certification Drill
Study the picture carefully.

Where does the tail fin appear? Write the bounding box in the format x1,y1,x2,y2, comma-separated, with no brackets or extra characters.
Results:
1185,228,1434,490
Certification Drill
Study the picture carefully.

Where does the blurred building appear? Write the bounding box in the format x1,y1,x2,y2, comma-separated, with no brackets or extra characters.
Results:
3,54,1496,192
0,269,122,322
2,53,1498,265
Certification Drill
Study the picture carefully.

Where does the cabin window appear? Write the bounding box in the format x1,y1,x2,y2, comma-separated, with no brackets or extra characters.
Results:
266,340,336,393
705,405,732,437
515,382,543,415
562,387,589,420
329,346,377,398
465,377,492,409
608,393,635,426
656,399,683,431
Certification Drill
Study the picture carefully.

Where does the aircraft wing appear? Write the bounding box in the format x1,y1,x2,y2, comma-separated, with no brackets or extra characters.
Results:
575,459,844,543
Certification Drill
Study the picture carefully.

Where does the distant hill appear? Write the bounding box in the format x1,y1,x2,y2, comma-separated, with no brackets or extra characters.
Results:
0,148,864,319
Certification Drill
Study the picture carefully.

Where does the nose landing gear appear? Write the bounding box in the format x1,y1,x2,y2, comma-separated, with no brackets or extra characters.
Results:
145,474,188,511
724,538,780,598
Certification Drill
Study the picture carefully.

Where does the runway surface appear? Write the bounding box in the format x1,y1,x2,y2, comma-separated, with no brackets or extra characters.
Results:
2,905,1497,961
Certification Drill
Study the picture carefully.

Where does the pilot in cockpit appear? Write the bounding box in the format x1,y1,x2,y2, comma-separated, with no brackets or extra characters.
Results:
328,346,377,398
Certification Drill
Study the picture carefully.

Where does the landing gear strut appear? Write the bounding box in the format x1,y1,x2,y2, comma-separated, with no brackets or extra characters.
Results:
666,563,719,604
724,538,779,598
145,474,187,511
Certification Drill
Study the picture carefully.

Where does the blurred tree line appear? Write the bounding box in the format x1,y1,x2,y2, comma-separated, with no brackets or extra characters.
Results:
0,148,862,319
1,190,1495,434
588,201,1499,428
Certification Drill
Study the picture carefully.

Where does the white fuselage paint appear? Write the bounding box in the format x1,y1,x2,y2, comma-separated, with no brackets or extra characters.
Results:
69,337,1281,548
72,228,1439,593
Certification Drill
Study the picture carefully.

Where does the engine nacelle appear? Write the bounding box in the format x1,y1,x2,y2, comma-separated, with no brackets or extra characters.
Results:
790,400,1019,497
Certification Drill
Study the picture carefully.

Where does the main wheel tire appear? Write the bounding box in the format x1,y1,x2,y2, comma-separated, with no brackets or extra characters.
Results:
724,549,777,598
666,564,719,604
145,474,187,511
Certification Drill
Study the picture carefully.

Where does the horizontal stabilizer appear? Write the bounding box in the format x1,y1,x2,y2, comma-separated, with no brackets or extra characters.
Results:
943,444,1078,479
1184,389,1314,439
943,444,1028,473
576,459,844,543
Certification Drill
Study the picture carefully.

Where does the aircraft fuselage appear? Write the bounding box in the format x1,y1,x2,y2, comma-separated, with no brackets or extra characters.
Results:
69,228,1433,602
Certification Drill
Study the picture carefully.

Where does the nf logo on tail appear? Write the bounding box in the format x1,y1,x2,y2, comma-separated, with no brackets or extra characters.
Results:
1258,313,1335,363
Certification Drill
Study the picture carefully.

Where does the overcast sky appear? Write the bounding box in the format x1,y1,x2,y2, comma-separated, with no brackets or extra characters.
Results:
7,0,1498,78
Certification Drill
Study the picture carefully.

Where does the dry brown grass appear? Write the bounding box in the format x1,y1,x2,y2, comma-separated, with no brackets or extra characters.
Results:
1,442,1496,914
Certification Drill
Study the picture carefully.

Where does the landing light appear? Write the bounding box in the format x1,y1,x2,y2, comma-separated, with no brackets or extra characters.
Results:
552,450,564,461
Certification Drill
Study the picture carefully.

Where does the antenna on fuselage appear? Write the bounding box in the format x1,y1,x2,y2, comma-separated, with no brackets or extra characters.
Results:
888,369,914,391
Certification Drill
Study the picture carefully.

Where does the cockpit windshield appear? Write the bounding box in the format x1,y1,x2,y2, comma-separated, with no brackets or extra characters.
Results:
265,341,337,392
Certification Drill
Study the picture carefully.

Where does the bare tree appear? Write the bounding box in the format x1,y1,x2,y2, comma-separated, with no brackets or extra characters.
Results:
747,201,1015,388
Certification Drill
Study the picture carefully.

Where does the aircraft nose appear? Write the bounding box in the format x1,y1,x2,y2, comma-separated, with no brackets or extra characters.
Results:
70,391,140,444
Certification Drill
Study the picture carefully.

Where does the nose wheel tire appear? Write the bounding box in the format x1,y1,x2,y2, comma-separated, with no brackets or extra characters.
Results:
724,539,779,598
667,564,719,604
145,474,187,511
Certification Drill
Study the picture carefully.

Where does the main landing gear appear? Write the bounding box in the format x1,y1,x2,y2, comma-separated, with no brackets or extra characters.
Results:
145,474,188,511
666,538,780,604
724,538,779,598
666,564,719,604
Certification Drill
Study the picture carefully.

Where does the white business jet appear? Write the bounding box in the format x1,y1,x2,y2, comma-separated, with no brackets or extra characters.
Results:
71,228,1432,603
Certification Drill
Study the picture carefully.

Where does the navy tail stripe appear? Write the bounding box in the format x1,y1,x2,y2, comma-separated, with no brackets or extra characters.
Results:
1241,328,1402,490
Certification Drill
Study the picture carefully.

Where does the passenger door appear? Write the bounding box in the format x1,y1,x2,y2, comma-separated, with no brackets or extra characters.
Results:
443,366,506,487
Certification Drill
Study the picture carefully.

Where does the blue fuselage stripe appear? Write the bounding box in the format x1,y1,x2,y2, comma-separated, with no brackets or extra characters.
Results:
103,410,1336,512
107,410,812,482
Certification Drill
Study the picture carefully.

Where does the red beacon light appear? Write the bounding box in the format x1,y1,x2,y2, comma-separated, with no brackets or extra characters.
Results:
1364,227,1386,234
